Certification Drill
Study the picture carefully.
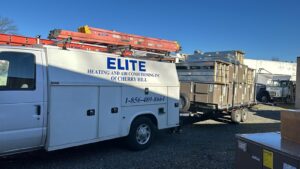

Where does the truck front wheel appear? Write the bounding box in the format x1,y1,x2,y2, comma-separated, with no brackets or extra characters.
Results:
126,117,156,151
260,91,270,103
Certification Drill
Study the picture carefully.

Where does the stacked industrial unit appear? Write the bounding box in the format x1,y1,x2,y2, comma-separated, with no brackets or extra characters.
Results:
177,50,255,122
236,110,300,169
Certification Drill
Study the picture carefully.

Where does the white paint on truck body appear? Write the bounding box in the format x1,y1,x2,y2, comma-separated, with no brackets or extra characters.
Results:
0,45,180,155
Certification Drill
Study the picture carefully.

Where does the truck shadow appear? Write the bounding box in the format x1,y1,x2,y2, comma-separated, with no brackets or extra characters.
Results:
180,105,282,126
1,108,282,169
0,138,126,168
247,107,281,121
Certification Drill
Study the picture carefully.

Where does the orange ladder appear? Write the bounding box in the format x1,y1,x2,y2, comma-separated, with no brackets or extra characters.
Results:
49,25,180,54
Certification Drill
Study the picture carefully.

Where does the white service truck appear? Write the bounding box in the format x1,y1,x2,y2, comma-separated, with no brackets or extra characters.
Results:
0,45,180,156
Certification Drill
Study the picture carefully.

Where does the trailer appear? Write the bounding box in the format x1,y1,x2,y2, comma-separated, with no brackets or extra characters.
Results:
0,27,180,156
177,58,255,123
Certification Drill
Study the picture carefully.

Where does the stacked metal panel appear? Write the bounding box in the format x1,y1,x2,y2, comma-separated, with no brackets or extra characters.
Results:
177,61,229,84
187,50,245,64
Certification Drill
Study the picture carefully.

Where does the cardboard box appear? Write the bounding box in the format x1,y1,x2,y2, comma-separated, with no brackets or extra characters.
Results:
247,84,255,103
228,64,236,83
210,84,222,105
194,93,208,103
227,83,234,106
237,64,248,83
194,83,209,93
221,85,228,107
281,110,300,144
234,83,244,106
247,68,255,84
193,83,228,108
243,83,249,104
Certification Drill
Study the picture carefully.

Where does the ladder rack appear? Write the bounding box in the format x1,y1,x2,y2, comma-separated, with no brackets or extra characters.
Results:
0,33,108,52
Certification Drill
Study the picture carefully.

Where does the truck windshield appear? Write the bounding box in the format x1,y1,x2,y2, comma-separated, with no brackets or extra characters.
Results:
267,80,281,87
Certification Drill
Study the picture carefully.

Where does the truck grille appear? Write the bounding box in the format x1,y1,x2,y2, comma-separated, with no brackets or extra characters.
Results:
269,91,276,97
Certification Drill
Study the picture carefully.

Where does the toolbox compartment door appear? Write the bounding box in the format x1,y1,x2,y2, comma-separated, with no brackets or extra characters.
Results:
167,87,179,125
98,87,122,138
47,86,98,150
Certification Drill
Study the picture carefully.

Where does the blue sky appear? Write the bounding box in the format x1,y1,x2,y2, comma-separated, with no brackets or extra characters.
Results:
1,0,299,61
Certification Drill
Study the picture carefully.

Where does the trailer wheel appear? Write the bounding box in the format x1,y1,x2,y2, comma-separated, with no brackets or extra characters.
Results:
126,117,156,151
231,109,241,123
180,93,190,112
241,108,248,122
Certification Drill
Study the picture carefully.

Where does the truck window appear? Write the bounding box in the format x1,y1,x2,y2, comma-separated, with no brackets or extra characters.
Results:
0,60,9,86
0,52,35,90
190,66,201,69
281,81,288,87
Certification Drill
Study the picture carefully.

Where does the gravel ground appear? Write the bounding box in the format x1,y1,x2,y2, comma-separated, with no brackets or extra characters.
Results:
0,104,283,169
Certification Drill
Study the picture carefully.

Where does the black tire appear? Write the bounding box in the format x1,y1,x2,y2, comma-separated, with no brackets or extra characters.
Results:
180,93,190,112
126,117,156,151
231,109,241,123
241,108,248,122
260,91,270,103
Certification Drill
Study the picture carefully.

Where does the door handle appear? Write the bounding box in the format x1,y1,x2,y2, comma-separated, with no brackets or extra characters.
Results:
87,109,96,116
111,107,118,113
35,105,41,115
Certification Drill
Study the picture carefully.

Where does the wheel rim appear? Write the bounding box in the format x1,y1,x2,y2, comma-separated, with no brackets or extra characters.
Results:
232,110,241,122
261,96,268,103
235,112,241,120
136,124,151,145
242,109,247,120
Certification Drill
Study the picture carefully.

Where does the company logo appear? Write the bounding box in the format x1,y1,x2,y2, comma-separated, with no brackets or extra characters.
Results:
107,57,146,72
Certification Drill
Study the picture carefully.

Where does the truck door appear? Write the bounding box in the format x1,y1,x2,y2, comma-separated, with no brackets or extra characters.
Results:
0,50,44,154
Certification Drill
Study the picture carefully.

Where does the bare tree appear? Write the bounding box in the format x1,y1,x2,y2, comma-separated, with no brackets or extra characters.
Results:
0,16,18,34
271,57,280,61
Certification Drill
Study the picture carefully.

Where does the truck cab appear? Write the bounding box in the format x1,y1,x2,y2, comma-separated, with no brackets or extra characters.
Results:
0,47,46,154
257,80,295,103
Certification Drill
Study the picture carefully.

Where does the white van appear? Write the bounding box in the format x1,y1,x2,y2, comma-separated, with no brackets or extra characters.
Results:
0,45,180,156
